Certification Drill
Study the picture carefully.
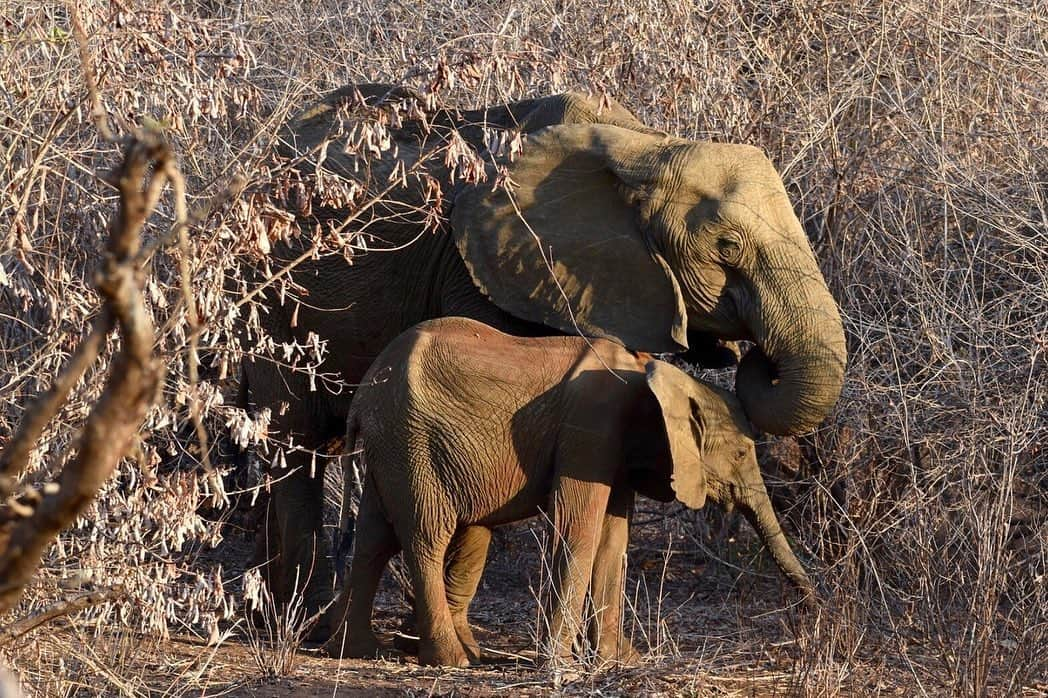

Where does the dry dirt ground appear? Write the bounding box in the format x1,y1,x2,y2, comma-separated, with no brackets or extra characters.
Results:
14,493,1033,697
52,502,944,697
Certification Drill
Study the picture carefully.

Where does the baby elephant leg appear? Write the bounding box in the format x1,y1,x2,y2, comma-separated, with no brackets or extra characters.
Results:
544,476,611,663
444,525,492,663
393,525,491,662
588,485,640,664
325,477,400,659
401,512,468,667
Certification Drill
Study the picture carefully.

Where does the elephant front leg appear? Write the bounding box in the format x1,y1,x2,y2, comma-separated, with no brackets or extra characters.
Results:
588,485,640,664
243,358,342,638
544,476,610,664
263,450,336,640
444,525,492,663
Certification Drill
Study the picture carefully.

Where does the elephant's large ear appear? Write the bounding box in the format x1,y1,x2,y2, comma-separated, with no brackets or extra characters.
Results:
450,124,688,352
641,361,708,509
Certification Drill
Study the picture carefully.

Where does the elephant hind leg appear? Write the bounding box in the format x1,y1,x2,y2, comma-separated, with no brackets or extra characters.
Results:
400,515,468,667
242,356,343,628
326,477,400,659
445,525,492,663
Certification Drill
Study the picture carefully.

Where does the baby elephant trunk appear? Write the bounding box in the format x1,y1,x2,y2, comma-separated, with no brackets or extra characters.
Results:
738,494,816,606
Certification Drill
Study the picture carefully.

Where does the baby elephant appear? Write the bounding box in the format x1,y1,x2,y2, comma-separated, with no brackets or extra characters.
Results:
324,317,813,667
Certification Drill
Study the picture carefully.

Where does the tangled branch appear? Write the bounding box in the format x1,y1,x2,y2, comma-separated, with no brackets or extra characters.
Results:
0,133,171,613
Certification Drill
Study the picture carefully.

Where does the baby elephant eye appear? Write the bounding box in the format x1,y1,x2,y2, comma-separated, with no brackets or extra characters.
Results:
717,236,743,265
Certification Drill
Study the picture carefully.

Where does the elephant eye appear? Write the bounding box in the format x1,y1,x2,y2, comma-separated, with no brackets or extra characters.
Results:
717,236,743,265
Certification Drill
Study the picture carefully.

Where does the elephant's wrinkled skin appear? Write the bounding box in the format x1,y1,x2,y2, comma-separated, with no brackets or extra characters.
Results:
322,318,814,667
240,84,844,630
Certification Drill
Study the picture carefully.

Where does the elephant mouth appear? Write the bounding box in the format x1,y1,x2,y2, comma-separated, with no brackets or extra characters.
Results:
761,354,780,384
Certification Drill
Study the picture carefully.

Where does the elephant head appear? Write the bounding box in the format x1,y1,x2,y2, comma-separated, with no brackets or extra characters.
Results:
624,360,814,596
452,124,846,435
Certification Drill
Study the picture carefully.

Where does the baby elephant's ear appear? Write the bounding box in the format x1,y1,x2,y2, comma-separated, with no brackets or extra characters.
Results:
644,361,707,509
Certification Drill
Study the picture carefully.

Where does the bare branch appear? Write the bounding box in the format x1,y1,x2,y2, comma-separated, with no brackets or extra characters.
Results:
0,310,113,499
0,132,169,612
0,586,126,646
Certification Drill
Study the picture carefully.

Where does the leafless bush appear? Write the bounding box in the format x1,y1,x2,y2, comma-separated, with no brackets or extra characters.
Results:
240,567,312,678
0,0,1043,694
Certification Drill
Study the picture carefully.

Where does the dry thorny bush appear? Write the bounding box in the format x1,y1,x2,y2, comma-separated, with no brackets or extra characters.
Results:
0,0,1044,694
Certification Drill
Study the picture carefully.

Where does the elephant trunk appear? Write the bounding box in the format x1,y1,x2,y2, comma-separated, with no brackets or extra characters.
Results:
735,245,847,436
739,497,816,605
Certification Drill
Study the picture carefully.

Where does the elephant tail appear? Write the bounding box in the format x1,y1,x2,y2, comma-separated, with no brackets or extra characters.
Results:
334,411,361,585
232,367,252,475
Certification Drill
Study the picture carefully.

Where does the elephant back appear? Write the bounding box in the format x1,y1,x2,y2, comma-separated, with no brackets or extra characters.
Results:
274,86,663,242
448,91,662,149
276,84,452,234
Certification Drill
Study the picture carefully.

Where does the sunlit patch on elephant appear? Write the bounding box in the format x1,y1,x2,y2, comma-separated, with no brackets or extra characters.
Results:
321,318,815,667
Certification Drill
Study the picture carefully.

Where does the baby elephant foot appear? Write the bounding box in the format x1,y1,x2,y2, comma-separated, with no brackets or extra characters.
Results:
419,630,470,667
596,640,641,666
460,639,481,665
539,638,580,669
453,617,481,664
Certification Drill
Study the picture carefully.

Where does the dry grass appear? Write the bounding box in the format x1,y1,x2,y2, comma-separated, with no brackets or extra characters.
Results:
1,0,1044,695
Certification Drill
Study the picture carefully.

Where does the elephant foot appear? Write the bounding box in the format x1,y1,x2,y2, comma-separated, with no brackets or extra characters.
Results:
313,595,350,645
450,612,482,662
596,640,641,666
453,619,481,664
419,630,469,667
301,595,338,643
247,562,336,642
306,618,332,643
538,637,579,668
539,649,583,674
245,599,333,644
325,630,381,659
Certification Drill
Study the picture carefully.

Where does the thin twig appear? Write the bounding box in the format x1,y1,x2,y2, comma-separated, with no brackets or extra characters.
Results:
69,1,115,142
0,586,127,646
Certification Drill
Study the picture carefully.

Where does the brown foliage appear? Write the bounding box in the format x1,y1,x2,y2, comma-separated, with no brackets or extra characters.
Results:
0,0,1044,695
0,132,170,614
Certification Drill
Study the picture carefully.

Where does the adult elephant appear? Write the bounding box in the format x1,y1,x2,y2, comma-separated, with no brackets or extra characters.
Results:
239,84,846,633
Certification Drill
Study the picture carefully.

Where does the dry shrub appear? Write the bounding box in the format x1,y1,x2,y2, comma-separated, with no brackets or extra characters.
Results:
0,0,1043,695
